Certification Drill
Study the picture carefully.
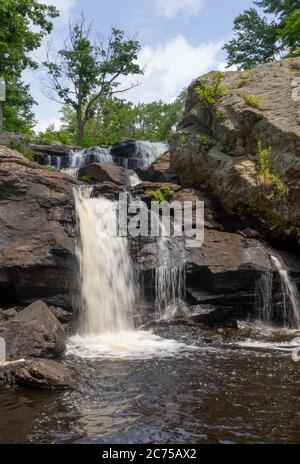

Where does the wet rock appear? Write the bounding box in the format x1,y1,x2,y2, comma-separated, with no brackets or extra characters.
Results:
0,300,66,360
136,152,178,183
0,146,77,309
0,358,74,390
78,163,126,185
170,58,300,246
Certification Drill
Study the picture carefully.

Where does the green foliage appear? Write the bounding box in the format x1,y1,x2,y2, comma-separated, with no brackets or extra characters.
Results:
277,8,300,57
179,134,188,145
3,77,36,134
41,90,186,147
145,187,175,203
243,94,263,108
44,17,143,145
79,175,90,183
256,141,288,196
195,72,227,108
237,71,251,88
0,1,58,133
224,2,300,68
196,133,215,151
9,141,34,161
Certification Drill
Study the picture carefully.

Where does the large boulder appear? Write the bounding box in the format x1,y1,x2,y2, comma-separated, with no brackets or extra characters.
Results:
0,358,74,390
0,147,77,309
0,300,66,360
170,58,300,246
136,152,178,183
78,162,126,185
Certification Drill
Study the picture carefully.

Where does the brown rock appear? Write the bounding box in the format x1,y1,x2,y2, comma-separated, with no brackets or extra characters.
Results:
0,300,66,360
0,358,74,390
170,58,300,246
78,163,126,185
0,146,77,309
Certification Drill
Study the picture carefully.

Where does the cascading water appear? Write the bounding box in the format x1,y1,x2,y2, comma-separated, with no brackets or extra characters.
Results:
68,187,191,359
271,255,300,329
255,269,273,323
67,146,113,177
134,141,169,167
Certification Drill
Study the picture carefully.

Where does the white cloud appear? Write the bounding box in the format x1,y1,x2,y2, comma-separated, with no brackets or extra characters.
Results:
124,35,224,104
155,0,205,19
40,0,76,16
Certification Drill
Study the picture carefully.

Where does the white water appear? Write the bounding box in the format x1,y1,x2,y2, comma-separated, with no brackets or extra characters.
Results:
135,141,169,167
67,147,113,177
271,255,300,329
69,188,190,359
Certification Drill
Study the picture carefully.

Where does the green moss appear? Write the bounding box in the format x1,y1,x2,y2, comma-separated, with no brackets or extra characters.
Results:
145,187,175,203
256,141,288,197
9,141,34,162
243,94,262,108
179,134,188,144
195,133,215,151
79,175,90,183
237,71,250,88
195,71,227,108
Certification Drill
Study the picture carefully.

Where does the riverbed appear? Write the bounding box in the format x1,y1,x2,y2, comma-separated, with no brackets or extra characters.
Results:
0,322,299,444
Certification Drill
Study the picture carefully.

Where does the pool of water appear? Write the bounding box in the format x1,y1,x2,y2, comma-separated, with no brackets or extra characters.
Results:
0,322,299,444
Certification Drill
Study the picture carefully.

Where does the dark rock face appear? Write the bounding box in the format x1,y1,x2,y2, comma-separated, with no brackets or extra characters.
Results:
78,163,126,185
0,358,74,390
0,147,78,309
170,58,300,246
136,152,178,183
0,300,66,360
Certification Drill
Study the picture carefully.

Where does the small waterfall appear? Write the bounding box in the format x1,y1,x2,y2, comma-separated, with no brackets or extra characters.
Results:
135,141,169,167
155,231,186,321
68,146,113,177
255,270,273,323
74,188,135,334
271,256,300,329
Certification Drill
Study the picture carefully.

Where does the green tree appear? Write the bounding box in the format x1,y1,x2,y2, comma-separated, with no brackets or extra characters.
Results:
44,16,143,145
0,0,59,132
4,77,36,134
224,0,300,69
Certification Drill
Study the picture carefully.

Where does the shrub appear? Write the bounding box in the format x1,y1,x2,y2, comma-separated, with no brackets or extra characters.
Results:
9,141,34,162
256,141,288,196
196,133,215,151
79,175,90,183
237,71,250,88
195,71,227,108
243,94,262,108
145,187,175,203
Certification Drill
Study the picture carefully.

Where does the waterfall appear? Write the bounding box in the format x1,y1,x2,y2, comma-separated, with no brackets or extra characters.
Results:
135,141,169,167
69,187,189,359
68,146,113,177
271,256,300,329
74,188,136,334
155,230,186,321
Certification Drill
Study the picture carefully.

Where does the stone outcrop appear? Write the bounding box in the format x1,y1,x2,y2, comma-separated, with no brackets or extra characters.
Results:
0,300,66,360
0,146,77,309
170,58,300,246
0,358,74,390
78,162,126,185
136,152,178,183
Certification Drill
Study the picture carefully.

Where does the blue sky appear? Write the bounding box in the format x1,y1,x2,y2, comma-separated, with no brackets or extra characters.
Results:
28,0,255,130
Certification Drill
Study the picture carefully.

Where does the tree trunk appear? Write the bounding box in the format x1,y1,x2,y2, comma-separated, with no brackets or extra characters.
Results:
77,110,85,146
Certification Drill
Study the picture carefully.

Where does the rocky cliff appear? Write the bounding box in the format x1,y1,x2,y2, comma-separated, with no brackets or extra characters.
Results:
170,58,300,247
0,146,78,310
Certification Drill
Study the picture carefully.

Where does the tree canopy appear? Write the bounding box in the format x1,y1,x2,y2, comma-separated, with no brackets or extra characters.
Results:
44,16,143,145
0,0,59,133
224,0,300,68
